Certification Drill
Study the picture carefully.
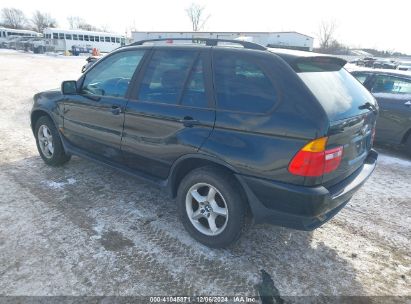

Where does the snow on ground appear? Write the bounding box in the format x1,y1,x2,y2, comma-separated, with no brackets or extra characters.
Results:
378,153,411,167
0,50,410,299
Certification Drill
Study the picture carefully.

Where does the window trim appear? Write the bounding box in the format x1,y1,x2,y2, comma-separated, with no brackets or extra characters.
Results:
211,50,281,115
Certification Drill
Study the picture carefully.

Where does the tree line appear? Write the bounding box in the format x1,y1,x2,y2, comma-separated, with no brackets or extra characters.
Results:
0,7,109,33
1,3,209,34
1,8,57,32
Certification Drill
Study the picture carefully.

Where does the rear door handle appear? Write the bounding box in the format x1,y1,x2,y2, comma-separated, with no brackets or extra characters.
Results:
111,105,122,115
179,116,199,127
405,101,411,106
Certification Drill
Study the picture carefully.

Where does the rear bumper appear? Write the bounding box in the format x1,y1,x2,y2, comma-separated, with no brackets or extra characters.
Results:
236,149,378,230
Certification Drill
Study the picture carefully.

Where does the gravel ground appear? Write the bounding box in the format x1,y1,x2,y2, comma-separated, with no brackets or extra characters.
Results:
0,50,410,301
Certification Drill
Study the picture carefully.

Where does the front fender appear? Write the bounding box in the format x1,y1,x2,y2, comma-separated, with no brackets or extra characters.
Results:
31,89,65,132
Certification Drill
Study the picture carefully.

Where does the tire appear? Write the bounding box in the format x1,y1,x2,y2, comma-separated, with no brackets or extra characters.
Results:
34,116,71,166
177,166,246,248
405,134,411,155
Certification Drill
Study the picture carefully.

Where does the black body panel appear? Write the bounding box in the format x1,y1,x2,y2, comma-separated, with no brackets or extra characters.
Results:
62,94,127,162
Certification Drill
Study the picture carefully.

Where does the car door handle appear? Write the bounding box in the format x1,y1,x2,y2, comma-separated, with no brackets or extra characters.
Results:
405,101,411,106
111,105,122,115
179,116,199,127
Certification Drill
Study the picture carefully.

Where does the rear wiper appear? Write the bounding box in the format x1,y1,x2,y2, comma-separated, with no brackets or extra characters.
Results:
359,102,378,114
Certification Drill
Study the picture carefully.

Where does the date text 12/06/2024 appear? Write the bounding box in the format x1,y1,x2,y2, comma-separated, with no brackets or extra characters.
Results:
149,296,257,303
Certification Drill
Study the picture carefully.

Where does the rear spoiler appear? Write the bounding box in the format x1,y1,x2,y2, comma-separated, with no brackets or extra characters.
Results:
290,56,347,72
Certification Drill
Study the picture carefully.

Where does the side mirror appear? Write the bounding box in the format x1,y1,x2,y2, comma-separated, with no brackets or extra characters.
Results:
61,80,77,95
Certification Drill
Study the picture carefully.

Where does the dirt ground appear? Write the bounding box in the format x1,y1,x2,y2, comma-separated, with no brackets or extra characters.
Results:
0,50,410,301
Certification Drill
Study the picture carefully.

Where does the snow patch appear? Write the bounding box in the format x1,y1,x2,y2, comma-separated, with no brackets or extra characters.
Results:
90,220,105,240
67,178,76,185
93,221,105,236
42,178,77,189
42,181,66,189
378,154,411,167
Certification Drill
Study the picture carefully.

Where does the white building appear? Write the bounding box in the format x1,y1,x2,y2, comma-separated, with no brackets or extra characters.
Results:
131,31,314,51
43,28,126,53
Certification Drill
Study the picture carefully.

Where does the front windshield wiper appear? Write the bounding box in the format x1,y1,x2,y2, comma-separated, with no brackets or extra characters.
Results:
359,102,378,114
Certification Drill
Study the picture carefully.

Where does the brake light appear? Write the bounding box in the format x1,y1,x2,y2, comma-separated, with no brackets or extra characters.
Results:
288,137,343,177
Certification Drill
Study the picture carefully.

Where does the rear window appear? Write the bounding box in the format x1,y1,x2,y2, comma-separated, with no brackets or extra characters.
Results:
296,59,376,121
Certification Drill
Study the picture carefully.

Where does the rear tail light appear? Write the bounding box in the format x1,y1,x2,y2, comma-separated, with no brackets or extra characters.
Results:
288,137,343,177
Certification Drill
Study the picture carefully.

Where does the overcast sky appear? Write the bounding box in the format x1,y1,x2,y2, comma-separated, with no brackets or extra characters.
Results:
1,0,410,54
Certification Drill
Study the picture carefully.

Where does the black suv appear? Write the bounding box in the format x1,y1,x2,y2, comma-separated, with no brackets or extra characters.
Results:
31,39,378,247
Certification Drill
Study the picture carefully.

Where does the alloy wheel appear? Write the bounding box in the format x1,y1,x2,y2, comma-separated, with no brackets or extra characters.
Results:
37,125,54,158
185,183,229,236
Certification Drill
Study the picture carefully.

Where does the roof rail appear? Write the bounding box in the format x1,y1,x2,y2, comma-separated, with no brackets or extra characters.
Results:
130,38,267,51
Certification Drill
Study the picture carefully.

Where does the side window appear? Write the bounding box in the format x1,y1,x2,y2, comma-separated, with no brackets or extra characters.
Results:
58,33,64,39
181,58,207,107
138,50,197,104
213,53,277,113
52,33,58,39
81,50,145,98
372,75,411,94
353,73,369,84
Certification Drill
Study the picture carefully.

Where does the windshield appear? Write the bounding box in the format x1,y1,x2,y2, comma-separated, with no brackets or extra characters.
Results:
297,63,376,121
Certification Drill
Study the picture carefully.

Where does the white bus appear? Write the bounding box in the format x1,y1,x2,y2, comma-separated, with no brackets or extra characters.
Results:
43,28,126,53
0,27,40,42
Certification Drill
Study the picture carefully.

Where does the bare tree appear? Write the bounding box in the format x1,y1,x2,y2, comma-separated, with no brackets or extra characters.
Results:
78,21,100,32
31,11,57,33
67,16,83,29
185,3,210,31
100,24,110,33
318,20,337,50
67,16,101,32
1,8,27,29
